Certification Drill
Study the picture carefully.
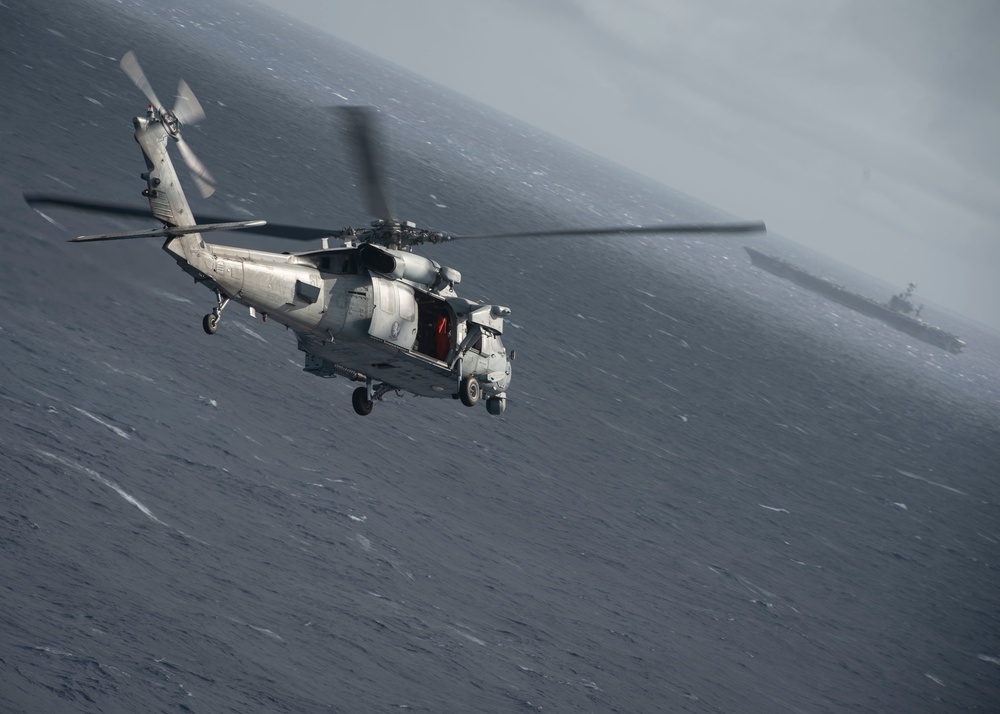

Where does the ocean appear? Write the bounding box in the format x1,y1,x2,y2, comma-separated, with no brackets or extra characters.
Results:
2,1,998,711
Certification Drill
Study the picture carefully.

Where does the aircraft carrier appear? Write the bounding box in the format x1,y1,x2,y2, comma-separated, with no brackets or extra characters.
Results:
745,247,966,353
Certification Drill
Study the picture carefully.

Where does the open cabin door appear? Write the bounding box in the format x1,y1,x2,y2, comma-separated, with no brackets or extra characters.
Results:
369,276,418,350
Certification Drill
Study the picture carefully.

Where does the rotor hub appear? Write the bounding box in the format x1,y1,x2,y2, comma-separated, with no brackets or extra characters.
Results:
160,109,181,139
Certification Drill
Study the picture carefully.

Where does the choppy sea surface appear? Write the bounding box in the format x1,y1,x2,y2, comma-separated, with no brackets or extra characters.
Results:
2,1,998,711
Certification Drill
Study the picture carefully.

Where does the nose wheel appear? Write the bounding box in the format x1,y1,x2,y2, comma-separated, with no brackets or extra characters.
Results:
459,376,480,407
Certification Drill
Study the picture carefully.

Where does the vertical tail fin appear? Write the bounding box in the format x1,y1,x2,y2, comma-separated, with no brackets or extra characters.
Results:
133,114,205,258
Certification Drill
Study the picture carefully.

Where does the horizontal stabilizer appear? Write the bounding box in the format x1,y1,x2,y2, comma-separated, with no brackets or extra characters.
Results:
71,220,267,243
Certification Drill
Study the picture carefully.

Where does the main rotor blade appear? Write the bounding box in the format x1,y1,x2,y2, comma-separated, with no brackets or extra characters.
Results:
339,106,396,224
446,221,767,241
175,136,217,198
24,193,339,241
26,193,765,246
173,79,206,126
71,220,267,242
120,50,164,110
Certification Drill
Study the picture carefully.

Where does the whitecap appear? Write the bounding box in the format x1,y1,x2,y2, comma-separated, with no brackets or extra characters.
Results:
36,450,167,526
148,288,192,303
897,469,966,496
449,624,486,646
33,210,65,229
232,321,267,343
759,504,789,513
73,406,130,439
247,624,283,642
102,362,154,383
639,302,681,322
43,174,75,190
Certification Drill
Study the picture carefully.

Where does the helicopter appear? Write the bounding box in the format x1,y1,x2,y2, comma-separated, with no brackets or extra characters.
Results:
25,52,766,417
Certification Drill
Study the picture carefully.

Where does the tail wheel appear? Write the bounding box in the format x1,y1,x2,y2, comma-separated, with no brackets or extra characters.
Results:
460,376,480,407
202,314,218,334
352,387,374,416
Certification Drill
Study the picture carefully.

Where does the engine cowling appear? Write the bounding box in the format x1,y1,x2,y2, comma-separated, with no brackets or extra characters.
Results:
357,243,461,292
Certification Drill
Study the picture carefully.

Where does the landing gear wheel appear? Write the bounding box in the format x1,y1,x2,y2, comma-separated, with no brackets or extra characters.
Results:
352,387,374,416
203,292,229,335
486,397,506,416
460,376,481,407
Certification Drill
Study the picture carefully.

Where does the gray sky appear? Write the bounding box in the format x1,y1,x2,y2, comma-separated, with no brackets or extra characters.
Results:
256,0,1000,329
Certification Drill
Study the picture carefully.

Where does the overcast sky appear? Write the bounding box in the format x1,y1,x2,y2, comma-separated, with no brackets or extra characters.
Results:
255,0,999,329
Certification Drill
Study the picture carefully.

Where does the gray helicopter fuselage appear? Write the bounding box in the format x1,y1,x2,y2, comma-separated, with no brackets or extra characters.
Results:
134,112,512,408
204,243,512,399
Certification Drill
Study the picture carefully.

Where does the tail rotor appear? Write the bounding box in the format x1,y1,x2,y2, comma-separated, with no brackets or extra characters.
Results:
120,51,216,197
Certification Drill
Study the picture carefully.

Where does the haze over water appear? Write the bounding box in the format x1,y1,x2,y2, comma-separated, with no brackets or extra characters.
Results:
265,0,1000,330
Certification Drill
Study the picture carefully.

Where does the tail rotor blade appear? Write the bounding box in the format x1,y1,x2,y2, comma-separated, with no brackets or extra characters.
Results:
176,136,216,198
173,79,206,126
120,50,164,111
